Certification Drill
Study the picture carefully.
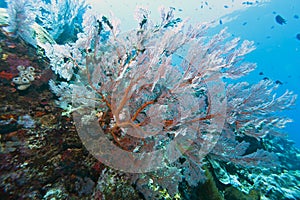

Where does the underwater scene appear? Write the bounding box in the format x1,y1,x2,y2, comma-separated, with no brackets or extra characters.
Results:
0,0,299,199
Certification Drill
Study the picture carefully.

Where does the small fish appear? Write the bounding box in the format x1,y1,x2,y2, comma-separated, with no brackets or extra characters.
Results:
224,5,229,8
242,1,253,5
275,15,286,25
263,77,269,81
219,19,223,25
6,42,16,48
296,33,300,41
242,22,247,26
139,17,147,29
275,80,283,85
294,14,299,19
102,16,113,30
259,72,264,75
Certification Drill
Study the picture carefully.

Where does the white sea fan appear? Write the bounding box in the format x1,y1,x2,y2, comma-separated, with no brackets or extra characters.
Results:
4,0,38,46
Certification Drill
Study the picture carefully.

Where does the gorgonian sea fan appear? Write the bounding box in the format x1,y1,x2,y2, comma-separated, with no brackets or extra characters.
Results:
45,6,296,198
4,0,37,46
45,6,261,173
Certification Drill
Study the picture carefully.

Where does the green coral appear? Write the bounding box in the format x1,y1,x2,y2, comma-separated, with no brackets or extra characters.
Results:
224,187,260,200
194,166,224,200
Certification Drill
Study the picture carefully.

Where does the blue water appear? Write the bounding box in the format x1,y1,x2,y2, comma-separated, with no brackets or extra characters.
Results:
214,0,300,147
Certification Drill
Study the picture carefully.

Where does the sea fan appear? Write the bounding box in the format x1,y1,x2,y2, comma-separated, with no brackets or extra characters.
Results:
4,0,37,46
43,5,297,200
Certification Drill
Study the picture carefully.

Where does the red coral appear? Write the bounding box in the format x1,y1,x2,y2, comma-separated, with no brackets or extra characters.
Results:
0,71,16,80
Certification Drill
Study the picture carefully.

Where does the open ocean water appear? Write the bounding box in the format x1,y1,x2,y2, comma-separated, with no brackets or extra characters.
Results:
214,0,300,148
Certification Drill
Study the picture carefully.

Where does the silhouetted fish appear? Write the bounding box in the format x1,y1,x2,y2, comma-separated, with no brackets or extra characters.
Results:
259,72,264,75
242,1,253,5
294,15,299,19
275,80,283,85
275,15,286,25
296,33,300,41
263,77,269,81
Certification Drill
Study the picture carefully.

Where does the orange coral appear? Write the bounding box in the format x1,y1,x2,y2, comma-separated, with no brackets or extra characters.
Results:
0,71,15,80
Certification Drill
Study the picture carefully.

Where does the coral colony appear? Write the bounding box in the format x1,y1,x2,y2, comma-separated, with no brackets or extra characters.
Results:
1,0,299,199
